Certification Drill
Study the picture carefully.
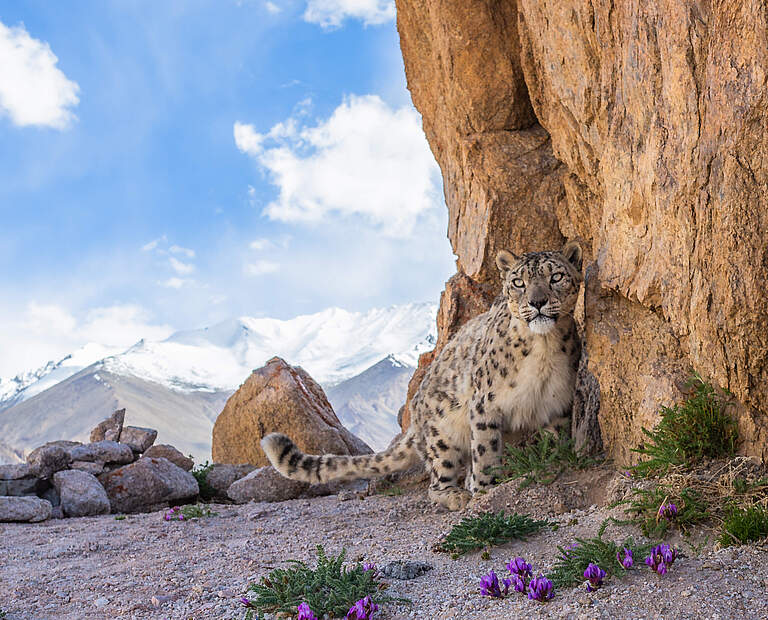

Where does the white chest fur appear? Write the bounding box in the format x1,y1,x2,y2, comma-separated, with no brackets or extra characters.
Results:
495,328,575,431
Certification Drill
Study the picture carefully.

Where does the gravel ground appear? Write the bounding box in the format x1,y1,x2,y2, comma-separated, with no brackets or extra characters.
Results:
1,483,767,620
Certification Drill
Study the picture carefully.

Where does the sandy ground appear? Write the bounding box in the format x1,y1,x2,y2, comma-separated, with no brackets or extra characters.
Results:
1,478,767,620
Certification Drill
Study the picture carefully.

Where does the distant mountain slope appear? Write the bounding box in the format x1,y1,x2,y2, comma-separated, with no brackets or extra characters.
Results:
326,355,413,451
0,365,229,464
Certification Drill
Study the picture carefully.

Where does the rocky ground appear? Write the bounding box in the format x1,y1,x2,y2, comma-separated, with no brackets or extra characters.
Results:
1,470,767,620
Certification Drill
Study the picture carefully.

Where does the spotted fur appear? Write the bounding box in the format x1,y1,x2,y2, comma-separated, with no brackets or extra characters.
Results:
262,241,583,510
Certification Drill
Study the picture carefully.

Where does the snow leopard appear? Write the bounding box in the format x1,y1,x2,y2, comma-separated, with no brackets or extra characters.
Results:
262,241,583,510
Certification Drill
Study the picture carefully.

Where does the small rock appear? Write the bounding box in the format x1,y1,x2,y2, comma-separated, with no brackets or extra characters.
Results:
151,595,173,607
227,466,309,503
90,408,125,443
0,496,52,522
69,441,134,465
681,589,692,597
53,470,111,517
143,445,194,471
94,597,109,608
378,561,433,580
119,426,158,453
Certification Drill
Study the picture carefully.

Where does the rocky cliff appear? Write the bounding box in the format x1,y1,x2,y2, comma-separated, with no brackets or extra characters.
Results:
396,0,768,463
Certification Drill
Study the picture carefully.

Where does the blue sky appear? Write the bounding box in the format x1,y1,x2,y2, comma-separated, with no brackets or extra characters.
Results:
0,1,455,376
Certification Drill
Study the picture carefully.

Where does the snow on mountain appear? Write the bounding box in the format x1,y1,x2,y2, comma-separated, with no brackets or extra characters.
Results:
0,343,128,412
102,303,437,392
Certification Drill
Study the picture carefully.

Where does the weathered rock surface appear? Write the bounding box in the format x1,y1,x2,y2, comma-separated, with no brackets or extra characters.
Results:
27,441,80,478
226,466,310,504
0,496,51,522
119,426,158,453
69,441,134,465
99,457,198,514
396,0,768,463
53,470,110,517
143,445,194,471
70,460,105,475
0,463,35,480
205,463,257,498
0,477,48,497
89,409,125,443
212,357,372,466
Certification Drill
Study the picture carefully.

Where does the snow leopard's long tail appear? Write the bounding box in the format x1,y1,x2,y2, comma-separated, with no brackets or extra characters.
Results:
261,431,420,484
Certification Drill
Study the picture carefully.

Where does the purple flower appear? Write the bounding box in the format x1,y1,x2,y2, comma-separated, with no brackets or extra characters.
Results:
362,563,377,573
479,569,510,598
617,547,633,570
345,596,378,619
644,544,679,576
297,602,318,620
658,503,678,520
560,542,579,560
583,563,606,591
506,557,532,578
511,573,527,593
239,597,254,608
527,575,554,601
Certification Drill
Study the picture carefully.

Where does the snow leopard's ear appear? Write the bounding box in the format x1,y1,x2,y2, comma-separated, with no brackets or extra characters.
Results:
496,249,519,274
561,240,583,272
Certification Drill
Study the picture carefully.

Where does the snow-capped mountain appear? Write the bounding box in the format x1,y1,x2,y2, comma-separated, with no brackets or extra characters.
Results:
0,303,436,461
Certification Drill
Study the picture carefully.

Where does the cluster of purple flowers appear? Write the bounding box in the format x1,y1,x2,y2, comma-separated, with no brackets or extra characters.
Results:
479,557,554,602
616,547,633,570
345,595,379,619
658,502,678,520
297,602,317,620
583,563,606,592
644,544,679,576
163,506,184,521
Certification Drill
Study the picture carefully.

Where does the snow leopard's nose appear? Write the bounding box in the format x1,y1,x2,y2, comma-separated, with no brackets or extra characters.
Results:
529,296,548,310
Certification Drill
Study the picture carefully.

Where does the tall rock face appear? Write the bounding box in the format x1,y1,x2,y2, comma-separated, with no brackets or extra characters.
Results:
396,0,768,463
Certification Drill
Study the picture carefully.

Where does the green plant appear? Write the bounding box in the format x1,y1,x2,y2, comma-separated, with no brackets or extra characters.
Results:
434,511,550,558
547,520,657,589
114,514,126,521
718,504,768,546
632,374,737,477
164,504,218,521
191,460,216,501
378,484,404,497
493,429,600,490
243,545,405,618
621,485,709,538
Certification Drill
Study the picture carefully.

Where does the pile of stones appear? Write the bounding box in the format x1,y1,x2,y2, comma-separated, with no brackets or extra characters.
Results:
0,409,200,522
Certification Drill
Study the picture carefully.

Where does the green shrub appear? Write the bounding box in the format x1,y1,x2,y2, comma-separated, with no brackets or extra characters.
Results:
719,504,768,546
434,511,550,558
191,460,216,501
632,374,737,477
621,485,709,538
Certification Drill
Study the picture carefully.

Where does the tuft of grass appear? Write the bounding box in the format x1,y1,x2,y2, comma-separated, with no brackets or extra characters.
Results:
548,521,657,589
632,374,737,477
493,429,600,489
621,485,709,538
434,511,550,558
379,484,404,497
191,460,216,501
244,545,405,618
718,504,768,546
178,504,218,519
114,514,127,521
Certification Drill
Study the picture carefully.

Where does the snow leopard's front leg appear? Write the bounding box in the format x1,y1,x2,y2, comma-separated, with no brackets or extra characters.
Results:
468,389,503,493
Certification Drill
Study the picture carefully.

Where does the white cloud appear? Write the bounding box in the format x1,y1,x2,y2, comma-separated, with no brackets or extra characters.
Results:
249,238,274,251
0,303,172,377
0,20,80,129
234,95,441,237
169,245,195,258
141,235,167,252
265,1,281,13
304,0,395,29
169,256,195,275
159,277,190,289
244,260,279,276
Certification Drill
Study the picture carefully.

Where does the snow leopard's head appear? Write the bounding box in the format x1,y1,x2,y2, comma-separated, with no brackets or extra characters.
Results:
496,240,583,335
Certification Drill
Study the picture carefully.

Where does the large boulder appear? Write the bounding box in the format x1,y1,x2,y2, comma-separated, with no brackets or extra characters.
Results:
119,426,158,453
69,441,134,465
53,470,110,517
0,496,51,522
227,466,310,504
0,463,47,496
212,357,372,466
99,457,199,513
396,0,768,463
205,463,257,498
90,409,125,443
27,441,80,479
143,445,194,471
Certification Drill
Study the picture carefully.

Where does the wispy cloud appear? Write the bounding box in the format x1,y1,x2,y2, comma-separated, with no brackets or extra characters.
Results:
249,238,274,251
304,0,395,29
234,95,441,237
169,245,195,259
0,19,80,129
265,1,281,14
159,277,191,289
169,256,195,275
244,260,279,276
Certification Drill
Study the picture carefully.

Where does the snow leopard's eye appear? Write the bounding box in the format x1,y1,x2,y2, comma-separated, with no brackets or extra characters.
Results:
550,273,564,284
512,278,525,288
